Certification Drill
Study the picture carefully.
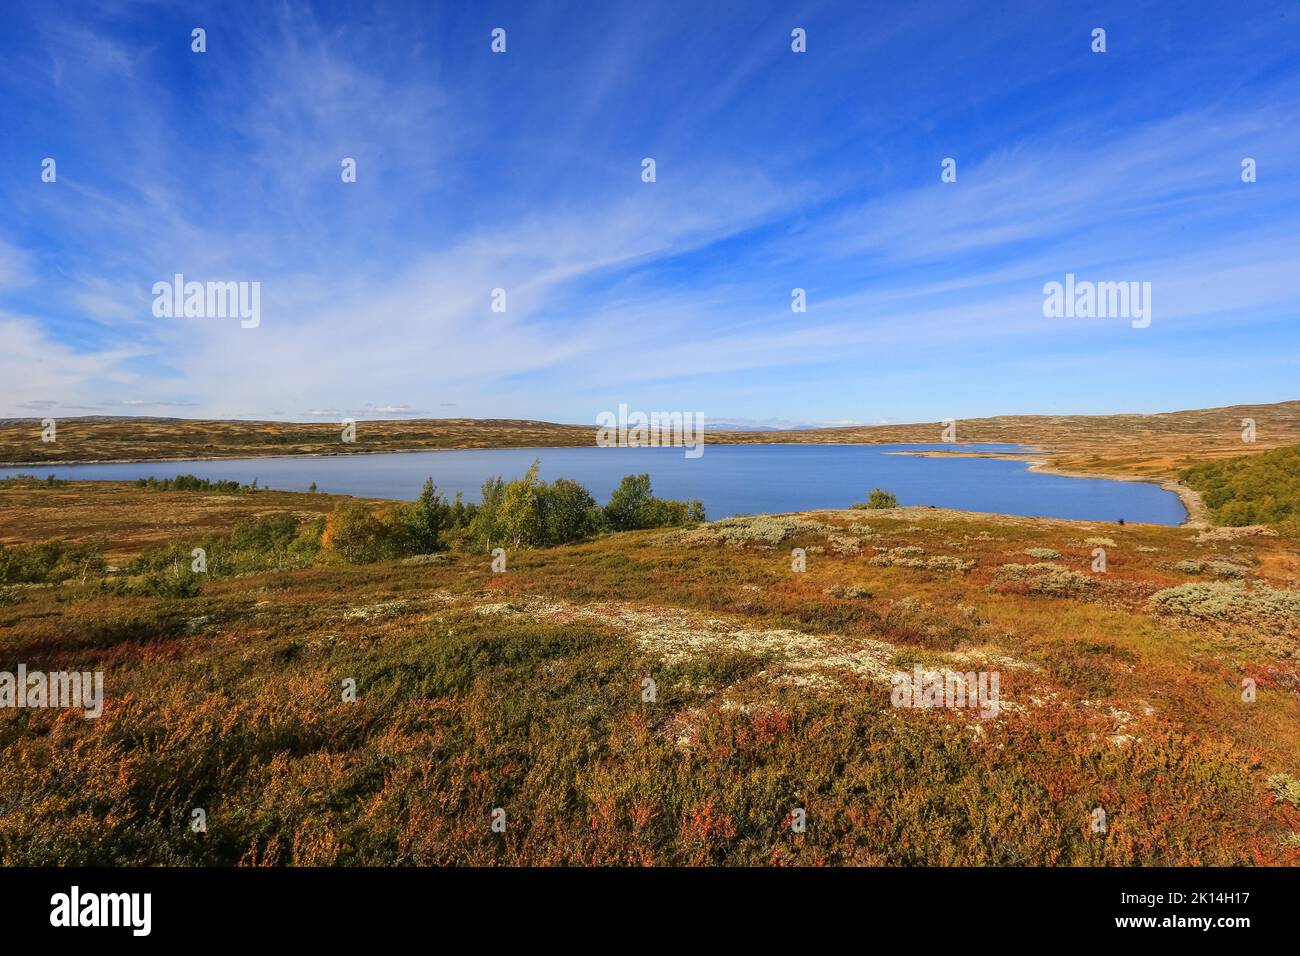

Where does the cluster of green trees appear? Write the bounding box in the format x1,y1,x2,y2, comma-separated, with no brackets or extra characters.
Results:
0,539,106,584
0,474,64,488
466,464,703,552
322,464,705,563
1181,445,1300,529
135,474,254,493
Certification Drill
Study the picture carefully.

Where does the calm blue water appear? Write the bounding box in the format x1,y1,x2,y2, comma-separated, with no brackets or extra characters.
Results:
0,443,1187,525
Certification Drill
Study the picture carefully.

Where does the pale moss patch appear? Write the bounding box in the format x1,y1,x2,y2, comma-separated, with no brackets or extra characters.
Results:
470,593,1028,691
1267,773,1300,807
342,600,411,621
1147,582,1300,632
1175,559,1250,579
827,535,861,555
682,515,837,547
870,548,974,575
1196,526,1277,543
825,583,873,599
993,563,1096,597
1024,547,1062,559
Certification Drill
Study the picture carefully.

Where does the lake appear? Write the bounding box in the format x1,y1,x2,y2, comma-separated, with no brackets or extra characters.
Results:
0,443,1188,525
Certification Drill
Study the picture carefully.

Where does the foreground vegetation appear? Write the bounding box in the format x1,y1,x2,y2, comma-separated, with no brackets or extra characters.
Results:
1,478,1297,865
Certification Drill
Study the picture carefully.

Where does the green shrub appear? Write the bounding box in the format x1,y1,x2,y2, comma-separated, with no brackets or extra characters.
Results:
0,539,106,584
853,488,899,510
604,474,702,531
0,473,66,488
393,478,453,554
537,477,605,546
321,504,398,563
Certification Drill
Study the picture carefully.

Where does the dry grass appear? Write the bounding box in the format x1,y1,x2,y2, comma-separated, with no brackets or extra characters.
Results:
0,481,370,560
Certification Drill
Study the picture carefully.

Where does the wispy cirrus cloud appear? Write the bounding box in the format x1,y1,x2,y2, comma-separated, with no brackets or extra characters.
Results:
0,1,1296,425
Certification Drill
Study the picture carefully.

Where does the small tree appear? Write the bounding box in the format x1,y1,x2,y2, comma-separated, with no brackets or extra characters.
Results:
604,474,700,531
468,476,507,552
395,478,452,553
862,487,899,509
321,503,394,563
604,474,655,531
498,461,543,550
537,477,604,545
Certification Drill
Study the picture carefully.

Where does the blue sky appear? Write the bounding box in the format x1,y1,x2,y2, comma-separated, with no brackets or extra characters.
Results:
1,0,1298,425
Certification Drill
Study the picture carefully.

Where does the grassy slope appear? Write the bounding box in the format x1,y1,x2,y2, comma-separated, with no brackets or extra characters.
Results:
3,400,1299,479
1,483,1298,865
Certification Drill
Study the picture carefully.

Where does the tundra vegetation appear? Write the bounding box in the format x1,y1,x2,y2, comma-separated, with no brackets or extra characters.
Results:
0,456,1297,866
